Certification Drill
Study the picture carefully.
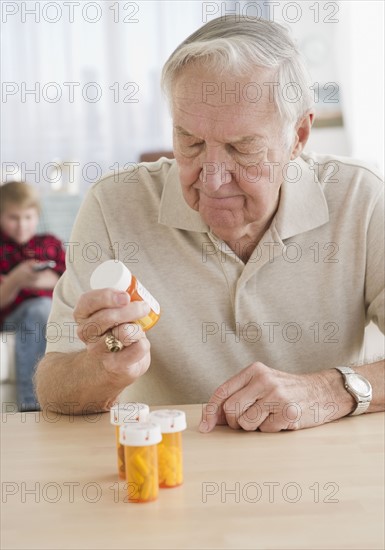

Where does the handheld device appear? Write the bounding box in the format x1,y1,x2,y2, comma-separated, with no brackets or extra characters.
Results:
32,260,57,271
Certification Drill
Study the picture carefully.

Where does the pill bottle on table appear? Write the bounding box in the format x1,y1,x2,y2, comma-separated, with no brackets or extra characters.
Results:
120,421,162,503
150,409,187,488
90,260,160,331
110,403,150,479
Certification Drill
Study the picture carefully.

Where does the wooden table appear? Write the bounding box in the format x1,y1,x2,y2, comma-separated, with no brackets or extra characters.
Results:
1,405,384,549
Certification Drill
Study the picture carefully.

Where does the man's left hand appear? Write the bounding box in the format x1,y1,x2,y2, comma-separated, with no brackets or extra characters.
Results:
199,362,355,433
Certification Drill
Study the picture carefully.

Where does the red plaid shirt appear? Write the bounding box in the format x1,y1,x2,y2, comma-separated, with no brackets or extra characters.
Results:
0,230,66,328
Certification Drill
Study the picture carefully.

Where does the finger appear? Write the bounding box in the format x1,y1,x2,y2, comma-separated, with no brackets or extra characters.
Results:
105,338,151,380
258,414,287,433
111,323,145,347
199,402,227,432
74,289,131,321
222,383,265,430
223,398,254,431
259,402,302,432
199,367,255,432
199,389,228,433
76,302,150,344
222,397,245,430
224,411,242,430
88,334,151,378
216,408,228,425
237,403,270,431
238,398,286,432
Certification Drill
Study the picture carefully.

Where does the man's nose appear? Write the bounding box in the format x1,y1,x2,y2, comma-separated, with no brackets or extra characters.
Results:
200,147,233,192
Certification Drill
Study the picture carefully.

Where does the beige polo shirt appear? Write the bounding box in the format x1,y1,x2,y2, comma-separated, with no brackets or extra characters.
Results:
45,152,384,405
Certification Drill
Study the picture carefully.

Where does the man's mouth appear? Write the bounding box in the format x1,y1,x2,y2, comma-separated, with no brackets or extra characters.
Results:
199,192,243,207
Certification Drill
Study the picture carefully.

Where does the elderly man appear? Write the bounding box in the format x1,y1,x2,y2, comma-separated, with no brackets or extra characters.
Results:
35,16,384,432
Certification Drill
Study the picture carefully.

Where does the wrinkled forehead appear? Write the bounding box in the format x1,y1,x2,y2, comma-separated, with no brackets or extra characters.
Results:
172,62,279,107
171,63,283,139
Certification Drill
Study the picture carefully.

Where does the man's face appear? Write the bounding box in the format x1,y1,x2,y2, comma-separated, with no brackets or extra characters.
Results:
0,204,39,244
172,65,295,241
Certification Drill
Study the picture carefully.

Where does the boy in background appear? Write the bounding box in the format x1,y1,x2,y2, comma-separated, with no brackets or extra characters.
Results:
0,181,66,410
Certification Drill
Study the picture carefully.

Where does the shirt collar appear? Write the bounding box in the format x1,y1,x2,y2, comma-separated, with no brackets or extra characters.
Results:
272,154,329,240
158,155,329,240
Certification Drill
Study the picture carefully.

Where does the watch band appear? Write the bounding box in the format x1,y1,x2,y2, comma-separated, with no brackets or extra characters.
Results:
350,401,370,416
335,366,372,416
335,366,355,376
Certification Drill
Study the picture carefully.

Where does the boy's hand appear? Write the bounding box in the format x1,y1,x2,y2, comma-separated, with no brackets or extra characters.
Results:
7,260,59,290
0,260,52,310
26,268,60,289
9,260,41,288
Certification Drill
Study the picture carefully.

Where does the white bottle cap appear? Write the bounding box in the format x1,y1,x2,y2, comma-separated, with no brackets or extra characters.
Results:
149,409,187,433
90,260,132,291
110,403,150,426
119,421,162,447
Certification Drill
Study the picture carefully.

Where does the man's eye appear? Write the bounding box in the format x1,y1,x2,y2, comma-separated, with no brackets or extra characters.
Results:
232,148,253,156
233,147,264,157
189,141,204,148
227,144,248,154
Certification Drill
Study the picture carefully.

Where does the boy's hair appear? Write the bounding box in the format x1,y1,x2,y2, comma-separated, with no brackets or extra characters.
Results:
0,181,41,214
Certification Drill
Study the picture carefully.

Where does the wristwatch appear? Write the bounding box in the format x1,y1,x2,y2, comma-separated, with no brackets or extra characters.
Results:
335,366,372,416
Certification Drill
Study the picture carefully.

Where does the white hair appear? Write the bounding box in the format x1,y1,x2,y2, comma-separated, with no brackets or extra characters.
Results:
161,16,314,149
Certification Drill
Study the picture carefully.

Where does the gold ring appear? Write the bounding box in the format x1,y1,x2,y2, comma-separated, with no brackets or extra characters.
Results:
104,333,124,352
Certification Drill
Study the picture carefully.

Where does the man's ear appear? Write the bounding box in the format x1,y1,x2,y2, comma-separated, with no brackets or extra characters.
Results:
290,111,315,160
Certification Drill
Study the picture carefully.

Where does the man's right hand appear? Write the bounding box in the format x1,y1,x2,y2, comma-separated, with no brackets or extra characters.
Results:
73,289,152,387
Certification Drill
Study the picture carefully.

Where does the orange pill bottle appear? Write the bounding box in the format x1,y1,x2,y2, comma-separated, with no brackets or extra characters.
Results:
120,421,162,503
90,260,160,331
110,403,150,480
150,410,187,488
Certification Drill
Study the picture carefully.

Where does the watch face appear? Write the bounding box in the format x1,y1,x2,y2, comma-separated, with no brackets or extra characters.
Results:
348,374,371,396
